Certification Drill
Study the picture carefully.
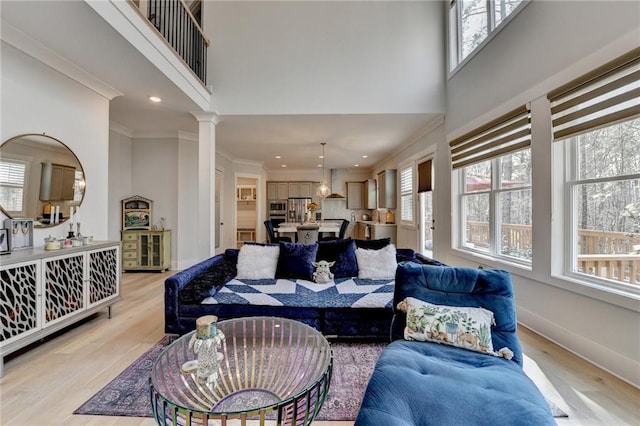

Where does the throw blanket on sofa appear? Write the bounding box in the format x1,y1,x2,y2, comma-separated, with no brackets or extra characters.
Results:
201,277,395,309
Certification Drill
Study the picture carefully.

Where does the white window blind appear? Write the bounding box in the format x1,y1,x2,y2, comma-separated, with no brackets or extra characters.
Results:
0,160,26,212
400,165,414,223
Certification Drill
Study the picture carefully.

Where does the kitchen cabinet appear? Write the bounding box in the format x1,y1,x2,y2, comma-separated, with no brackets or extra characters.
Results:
267,181,318,200
267,182,289,200
121,230,171,272
288,182,300,198
347,181,364,209
371,224,397,244
363,179,377,209
0,242,121,376
299,182,313,198
377,169,397,209
311,182,321,205
39,162,76,201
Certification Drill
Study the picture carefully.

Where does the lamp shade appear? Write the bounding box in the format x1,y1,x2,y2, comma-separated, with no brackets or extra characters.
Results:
317,182,330,198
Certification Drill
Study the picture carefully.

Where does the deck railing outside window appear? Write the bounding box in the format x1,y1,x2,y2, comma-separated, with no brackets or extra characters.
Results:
147,0,209,85
466,221,640,286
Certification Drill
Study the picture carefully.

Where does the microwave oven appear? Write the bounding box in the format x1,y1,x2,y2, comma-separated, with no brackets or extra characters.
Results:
268,200,287,214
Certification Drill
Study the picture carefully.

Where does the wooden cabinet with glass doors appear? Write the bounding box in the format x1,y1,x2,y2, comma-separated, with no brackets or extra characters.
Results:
121,230,171,272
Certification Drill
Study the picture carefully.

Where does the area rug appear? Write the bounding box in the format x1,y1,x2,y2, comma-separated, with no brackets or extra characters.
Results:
74,336,385,420
74,336,567,420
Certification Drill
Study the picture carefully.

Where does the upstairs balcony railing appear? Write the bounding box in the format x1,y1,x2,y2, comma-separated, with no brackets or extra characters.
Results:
465,221,640,286
146,0,209,85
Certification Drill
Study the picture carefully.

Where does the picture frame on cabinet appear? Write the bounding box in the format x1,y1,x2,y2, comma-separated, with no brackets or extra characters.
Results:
121,195,153,231
0,229,9,254
123,210,150,230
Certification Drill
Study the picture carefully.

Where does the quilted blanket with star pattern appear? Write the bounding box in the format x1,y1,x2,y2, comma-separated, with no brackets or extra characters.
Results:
201,277,395,309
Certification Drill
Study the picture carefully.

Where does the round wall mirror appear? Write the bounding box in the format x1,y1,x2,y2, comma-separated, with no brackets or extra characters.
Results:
0,133,85,228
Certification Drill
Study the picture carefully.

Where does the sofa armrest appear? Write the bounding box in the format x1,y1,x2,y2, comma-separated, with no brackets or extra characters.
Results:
164,253,226,334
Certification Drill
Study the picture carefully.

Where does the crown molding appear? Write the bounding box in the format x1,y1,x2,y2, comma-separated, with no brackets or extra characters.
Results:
178,131,198,142
233,158,264,168
191,111,223,125
2,21,123,100
109,121,134,137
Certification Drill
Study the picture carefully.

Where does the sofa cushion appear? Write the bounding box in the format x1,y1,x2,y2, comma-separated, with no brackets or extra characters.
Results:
354,237,391,250
178,259,237,304
392,262,523,365
356,244,397,279
315,238,358,278
398,297,497,356
236,244,280,279
276,242,319,280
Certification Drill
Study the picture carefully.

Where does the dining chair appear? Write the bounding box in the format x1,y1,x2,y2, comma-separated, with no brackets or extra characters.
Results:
264,220,292,243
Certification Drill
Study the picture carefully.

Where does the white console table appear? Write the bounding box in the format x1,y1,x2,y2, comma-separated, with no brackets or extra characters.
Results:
0,241,121,376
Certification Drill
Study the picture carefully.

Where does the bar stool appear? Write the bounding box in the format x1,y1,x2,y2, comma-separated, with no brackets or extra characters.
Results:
297,225,319,244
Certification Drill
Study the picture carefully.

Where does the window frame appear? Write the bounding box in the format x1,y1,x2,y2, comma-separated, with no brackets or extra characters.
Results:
399,162,416,226
0,157,29,216
458,147,533,266
560,124,640,294
448,0,531,75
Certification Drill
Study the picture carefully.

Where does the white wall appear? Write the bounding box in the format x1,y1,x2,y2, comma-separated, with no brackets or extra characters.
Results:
204,0,445,115
108,128,132,241
1,42,110,244
443,1,640,387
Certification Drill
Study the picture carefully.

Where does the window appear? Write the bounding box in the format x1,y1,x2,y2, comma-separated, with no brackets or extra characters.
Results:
451,105,532,263
460,149,532,261
400,165,414,224
449,0,527,71
549,48,640,290
0,159,26,214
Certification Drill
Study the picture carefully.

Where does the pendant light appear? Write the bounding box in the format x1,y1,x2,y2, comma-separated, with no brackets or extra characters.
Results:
316,142,331,198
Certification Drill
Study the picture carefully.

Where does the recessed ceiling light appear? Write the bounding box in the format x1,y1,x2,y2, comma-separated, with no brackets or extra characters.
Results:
281,164,287,168
354,164,360,167
317,164,322,167
149,96,162,103
362,155,368,159
319,155,324,159
275,155,282,159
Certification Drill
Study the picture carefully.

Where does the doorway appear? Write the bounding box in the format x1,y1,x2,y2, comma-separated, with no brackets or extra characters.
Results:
418,156,434,259
235,176,258,248
420,191,434,258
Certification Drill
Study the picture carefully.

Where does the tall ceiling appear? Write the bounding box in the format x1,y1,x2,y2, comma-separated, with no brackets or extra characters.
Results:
1,0,445,172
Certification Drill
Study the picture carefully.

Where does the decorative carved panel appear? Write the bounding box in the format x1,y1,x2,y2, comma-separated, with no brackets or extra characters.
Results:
0,262,38,342
89,248,118,304
43,254,84,323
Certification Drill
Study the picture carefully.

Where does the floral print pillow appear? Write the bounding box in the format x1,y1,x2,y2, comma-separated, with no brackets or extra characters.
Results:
397,297,497,356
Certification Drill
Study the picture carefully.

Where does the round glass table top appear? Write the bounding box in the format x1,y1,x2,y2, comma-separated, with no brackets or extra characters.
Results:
150,316,332,426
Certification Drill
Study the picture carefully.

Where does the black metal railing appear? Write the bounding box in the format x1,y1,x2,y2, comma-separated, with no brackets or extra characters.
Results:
147,0,208,85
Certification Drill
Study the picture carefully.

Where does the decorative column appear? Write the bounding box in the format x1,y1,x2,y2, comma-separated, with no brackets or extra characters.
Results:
191,112,222,260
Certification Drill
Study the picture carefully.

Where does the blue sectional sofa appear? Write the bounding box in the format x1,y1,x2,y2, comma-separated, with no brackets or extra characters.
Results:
355,262,555,425
164,239,443,337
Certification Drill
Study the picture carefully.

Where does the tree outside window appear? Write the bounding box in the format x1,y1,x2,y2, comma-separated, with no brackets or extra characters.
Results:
461,148,532,262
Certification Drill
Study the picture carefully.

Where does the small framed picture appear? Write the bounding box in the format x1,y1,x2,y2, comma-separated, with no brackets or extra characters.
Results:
124,210,151,230
0,228,9,253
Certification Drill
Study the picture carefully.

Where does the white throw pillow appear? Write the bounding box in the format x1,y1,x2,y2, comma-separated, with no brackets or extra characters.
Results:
355,244,397,279
236,244,280,280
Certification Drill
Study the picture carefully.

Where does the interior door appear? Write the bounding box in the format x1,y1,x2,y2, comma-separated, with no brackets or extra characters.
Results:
420,191,434,258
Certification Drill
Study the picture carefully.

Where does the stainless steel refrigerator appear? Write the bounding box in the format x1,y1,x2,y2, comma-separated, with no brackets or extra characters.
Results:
288,198,312,223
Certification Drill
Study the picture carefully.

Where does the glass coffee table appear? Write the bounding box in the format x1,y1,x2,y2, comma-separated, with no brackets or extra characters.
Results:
150,317,332,425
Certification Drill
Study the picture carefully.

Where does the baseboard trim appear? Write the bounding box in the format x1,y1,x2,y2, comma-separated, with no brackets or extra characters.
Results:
517,307,640,390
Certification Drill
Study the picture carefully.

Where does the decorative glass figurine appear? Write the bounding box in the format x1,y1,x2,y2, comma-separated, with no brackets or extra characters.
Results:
187,315,225,384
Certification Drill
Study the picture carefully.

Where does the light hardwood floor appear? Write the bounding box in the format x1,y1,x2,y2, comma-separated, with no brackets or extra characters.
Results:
1,271,638,425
